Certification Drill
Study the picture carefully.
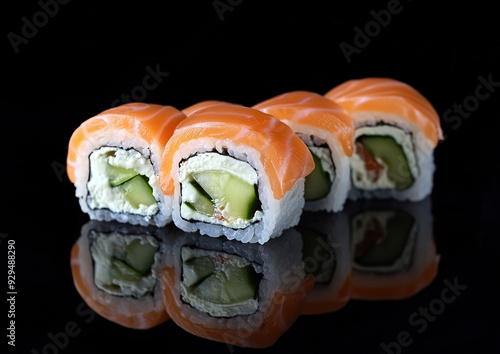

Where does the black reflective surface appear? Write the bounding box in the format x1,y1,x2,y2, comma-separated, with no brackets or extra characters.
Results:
68,198,442,349
66,198,442,349
3,1,500,353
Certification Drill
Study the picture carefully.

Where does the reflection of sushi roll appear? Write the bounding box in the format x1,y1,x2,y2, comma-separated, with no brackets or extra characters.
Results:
325,78,443,201
160,105,314,244
67,103,186,227
70,221,175,329
297,211,352,315
160,229,314,348
346,198,440,300
253,91,355,212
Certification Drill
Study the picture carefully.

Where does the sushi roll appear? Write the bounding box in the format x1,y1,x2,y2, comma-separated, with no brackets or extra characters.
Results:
253,91,355,212
297,211,352,315
160,229,314,348
346,197,440,300
67,103,186,227
70,221,176,329
159,104,315,244
325,78,443,201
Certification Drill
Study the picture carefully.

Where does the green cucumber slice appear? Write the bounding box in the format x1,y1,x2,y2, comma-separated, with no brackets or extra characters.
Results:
224,266,258,302
192,272,231,304
191,170,229,199
120,175,156,208
304,149,331,201
191,265,259,304
111,258,142,281
357,136,414,190
183,181,215,216
123,239,159,275
191,170,259,221
182,256,216,287
224,175,259,220
107,163,139,187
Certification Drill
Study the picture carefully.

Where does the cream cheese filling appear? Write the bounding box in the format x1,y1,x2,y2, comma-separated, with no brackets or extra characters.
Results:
87,147,159,215
351,125,418,190
309,145,335,183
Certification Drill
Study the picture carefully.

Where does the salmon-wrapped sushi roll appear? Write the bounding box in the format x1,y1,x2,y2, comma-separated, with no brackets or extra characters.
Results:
70,221,175,329
253,91,355,212
67,103,186,227
160,229,314,348
160,105,315,244
325,78,443,201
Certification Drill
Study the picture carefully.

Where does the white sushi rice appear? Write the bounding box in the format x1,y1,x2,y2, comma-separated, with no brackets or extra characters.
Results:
169,138,306,244
348,112,436,202
72,129,171,227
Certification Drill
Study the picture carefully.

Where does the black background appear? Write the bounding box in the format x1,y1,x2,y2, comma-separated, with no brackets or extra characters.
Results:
1,0,500,353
